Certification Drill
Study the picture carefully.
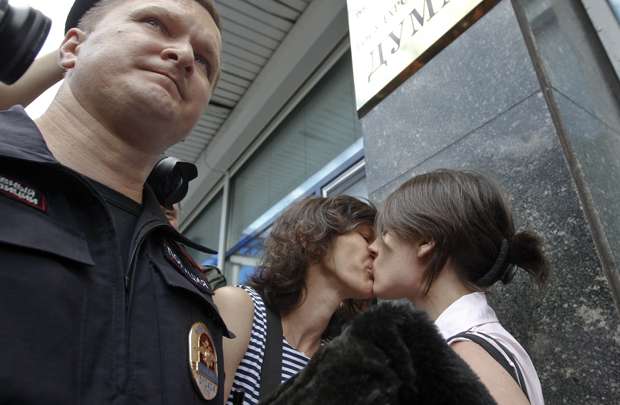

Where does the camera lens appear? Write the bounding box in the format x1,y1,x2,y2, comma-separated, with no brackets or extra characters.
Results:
0,0,51,84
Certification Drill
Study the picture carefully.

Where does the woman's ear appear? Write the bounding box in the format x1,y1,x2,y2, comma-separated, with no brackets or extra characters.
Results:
59,28,87,71
417,240,435,259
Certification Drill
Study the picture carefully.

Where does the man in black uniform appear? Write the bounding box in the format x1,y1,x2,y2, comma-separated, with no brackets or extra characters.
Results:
0,0,231,403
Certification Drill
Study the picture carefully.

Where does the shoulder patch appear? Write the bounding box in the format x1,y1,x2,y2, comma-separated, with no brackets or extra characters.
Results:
0,174,47,212
163,241,213,295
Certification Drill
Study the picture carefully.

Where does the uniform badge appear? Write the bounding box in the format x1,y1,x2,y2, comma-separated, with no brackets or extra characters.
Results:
0,174,47,212
189,322,219,400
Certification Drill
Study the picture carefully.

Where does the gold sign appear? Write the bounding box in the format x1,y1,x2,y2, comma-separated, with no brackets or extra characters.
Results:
347,0,495,115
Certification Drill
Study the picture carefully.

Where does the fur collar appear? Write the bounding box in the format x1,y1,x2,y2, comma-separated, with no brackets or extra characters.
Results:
262,301,496,404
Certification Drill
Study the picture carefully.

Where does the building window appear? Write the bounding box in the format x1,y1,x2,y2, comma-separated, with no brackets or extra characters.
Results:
321,159,367,198
184,191,223,265
227,52,361,248
185,52,365,284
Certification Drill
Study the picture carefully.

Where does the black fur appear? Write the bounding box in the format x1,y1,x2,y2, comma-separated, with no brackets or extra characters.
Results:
261,302,496,404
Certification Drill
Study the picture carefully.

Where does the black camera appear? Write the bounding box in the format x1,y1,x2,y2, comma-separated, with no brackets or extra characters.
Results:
0,0,51,84
147,157,198,209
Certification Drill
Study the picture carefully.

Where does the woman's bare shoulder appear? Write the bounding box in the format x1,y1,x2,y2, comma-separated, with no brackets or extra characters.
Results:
214,286,253,306
451,340,529,405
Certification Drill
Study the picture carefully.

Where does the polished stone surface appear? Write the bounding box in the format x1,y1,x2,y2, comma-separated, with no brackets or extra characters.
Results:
364,54,620,405
514,0,620,134
362,0,541,194
552,89,620,283
360,1,620,402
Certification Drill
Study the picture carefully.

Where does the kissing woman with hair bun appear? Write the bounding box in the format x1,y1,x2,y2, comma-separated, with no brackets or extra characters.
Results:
369,169,549,405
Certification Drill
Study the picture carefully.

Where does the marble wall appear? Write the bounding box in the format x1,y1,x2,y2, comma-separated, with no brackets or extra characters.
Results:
361,1,620,403
514,0,620,309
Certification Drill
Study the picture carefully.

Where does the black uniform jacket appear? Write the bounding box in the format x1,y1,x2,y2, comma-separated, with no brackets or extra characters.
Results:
0,107,231,404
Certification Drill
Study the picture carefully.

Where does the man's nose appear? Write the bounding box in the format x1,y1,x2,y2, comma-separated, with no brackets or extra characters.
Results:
161,42,194,76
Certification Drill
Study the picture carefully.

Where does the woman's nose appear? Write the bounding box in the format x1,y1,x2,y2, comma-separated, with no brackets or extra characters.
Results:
368,239,378,256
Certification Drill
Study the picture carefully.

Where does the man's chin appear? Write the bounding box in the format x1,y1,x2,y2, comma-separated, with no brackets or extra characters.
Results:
132,100,190,134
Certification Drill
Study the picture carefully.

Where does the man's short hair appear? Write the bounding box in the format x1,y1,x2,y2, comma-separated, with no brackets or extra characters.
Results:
66,0,221,33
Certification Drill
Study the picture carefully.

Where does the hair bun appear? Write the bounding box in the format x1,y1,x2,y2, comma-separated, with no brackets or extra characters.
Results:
508,231,549,286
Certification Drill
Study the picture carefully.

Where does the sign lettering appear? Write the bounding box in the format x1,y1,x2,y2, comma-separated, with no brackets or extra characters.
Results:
348,0,491,114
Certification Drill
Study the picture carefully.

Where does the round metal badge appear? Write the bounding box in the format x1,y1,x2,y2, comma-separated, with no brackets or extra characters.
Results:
188,322,219,400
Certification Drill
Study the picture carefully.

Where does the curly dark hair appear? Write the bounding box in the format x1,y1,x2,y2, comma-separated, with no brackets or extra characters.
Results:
249,195,376,316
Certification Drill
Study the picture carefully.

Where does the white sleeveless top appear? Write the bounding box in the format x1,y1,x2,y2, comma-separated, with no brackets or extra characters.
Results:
435,292,544,405
226,286,310,405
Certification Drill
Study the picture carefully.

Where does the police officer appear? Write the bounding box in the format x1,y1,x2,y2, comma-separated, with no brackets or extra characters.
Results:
0,0,231,403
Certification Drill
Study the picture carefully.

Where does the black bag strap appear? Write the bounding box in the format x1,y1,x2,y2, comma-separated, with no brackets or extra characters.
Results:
259,293,283,402
230,390,245,405
449,331,530,402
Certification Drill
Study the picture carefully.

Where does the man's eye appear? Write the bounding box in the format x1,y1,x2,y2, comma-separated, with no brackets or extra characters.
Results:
194,54,210,74
144,17,165,31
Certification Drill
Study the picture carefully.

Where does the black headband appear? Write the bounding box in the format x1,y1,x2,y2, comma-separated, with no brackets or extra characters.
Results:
476,239,513,287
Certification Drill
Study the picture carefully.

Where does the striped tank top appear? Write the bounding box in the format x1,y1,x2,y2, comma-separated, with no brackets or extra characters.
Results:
226,286,310,405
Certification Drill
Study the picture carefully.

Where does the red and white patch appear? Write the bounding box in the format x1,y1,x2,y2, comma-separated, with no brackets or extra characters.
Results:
163,241,213,295
0,174,47,212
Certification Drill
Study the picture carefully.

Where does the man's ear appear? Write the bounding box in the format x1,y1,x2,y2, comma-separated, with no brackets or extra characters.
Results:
417,240,435,259
59,28,87,71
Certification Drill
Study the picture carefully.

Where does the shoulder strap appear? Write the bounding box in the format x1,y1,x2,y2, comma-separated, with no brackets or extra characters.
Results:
258,292,283,402
449,332,530,401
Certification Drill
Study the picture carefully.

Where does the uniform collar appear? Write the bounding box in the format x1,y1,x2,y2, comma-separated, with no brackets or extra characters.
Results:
0,106,57,164
434,292,499,340
142,186,217,255
0,106,216,255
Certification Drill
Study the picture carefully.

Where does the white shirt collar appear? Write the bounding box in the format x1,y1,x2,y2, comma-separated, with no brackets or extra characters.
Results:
434,292,499,340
